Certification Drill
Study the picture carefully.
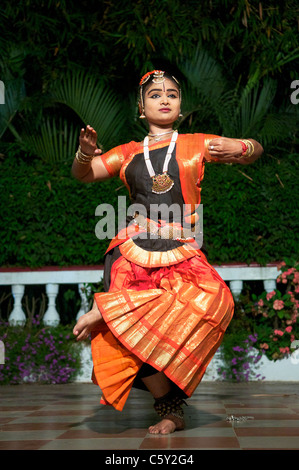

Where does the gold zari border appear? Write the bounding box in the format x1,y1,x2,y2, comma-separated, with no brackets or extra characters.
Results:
119,238,200,268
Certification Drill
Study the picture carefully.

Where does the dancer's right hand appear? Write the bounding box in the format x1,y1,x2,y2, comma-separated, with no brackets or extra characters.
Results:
79,125,102,157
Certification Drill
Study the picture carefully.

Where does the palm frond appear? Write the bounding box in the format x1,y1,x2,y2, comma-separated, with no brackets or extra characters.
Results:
0,78,25,140
50,69,126,150
221,78,277,138
22,117,78,163
179,48,229,107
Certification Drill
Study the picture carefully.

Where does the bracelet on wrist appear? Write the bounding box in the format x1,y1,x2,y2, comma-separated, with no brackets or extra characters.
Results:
75,145,95,164
237,139,255,158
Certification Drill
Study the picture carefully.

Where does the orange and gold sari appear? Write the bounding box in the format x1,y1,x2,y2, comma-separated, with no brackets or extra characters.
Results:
90,133,234,411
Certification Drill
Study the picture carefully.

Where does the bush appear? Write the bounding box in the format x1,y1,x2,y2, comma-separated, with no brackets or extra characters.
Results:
245,260,299,361
218,259,299,381
0,317,81,384
201,152,299,265
217,333,265,382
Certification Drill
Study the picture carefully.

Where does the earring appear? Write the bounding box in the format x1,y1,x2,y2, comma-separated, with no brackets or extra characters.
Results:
179,111,183,117
139,108,146,119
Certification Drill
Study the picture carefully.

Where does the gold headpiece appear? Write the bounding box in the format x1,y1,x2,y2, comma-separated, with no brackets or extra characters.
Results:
139,70,165,86
152,71,165,83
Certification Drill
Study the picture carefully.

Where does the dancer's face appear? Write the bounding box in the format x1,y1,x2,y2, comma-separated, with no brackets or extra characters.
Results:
143,78,181,127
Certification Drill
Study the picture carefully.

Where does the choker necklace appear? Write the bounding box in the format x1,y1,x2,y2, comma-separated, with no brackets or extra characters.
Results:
148,130,174,142
143,131,178,194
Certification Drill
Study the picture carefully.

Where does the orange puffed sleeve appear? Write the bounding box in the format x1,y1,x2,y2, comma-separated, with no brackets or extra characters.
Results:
100,141,139,177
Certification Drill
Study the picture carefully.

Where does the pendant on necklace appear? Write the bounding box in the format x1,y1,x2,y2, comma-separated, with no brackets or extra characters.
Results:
152,172,174,193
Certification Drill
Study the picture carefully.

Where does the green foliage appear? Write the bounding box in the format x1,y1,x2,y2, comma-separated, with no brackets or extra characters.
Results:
1,0,298,154
0,318,81,384
245,260,299,361
178,49,298,147
49,68,128,151
0,147,125,267
201,152,299,265
22,117,79,164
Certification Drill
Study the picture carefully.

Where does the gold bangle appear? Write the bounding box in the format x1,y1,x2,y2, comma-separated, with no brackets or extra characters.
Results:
75,153,90,165
75,145,95,164
78,145,94,158
238,139,255,158
75,151,94,164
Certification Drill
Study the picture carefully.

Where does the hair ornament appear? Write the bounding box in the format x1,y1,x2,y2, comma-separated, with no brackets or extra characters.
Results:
139,70,165,86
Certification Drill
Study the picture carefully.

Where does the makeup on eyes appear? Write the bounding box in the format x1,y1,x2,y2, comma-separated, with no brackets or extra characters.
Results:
147,88,179,96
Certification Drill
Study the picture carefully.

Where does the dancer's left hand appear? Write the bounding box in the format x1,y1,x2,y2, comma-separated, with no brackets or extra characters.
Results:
208,137,243,159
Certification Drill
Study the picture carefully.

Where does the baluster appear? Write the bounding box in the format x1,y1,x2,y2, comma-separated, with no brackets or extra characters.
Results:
229,280,243,299
43,283,60,326
76,283,91,321
263,279,277,293
8,284,26,325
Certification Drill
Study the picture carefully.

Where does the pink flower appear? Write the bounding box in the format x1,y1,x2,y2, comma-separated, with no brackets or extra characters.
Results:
273,299,284,310
285,326,292,333
279,347,290,354
260,343,269,350
257,299,264,307
274,329,284,336
266,291,276,301
277,261,286,269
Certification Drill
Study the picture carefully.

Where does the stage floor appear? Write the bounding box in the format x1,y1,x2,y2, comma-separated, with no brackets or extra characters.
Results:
1,381,299,450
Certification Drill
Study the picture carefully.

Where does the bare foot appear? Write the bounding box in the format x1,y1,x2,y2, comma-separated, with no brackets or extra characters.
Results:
148,415,185,435
73,302,103,341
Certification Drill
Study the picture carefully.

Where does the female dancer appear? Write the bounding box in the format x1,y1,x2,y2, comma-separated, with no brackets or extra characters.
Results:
72,70,263,434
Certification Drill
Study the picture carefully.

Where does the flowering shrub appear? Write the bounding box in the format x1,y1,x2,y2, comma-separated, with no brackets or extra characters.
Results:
217,333,264,382
0,316,81,385
246,260,299,361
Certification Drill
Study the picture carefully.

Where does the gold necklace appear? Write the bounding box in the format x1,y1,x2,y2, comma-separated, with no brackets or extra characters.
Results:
143,131,178,194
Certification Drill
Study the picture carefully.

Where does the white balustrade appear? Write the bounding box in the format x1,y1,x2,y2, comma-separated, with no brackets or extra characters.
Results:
76,283,92,321
0,263,281,326
43,284,60,326
9,284,26,326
